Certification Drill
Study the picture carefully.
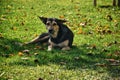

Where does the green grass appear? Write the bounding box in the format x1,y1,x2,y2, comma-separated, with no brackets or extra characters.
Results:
0,0,120,80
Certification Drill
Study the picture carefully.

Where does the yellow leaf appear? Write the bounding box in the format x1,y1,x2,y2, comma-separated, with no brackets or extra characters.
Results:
59,15,64,19
113,20,117,23
34,34,38,37
18,52,24,56
11,27,17,31
77,27,83,34
74,5,79,9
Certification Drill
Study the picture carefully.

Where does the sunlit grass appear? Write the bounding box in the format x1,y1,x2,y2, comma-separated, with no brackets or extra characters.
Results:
0,0,120,80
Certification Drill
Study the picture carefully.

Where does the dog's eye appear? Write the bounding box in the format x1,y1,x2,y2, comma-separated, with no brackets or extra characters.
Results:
53,23,57,26
46,22,50,26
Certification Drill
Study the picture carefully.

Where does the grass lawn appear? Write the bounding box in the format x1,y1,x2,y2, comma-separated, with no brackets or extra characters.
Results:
0,0,120,80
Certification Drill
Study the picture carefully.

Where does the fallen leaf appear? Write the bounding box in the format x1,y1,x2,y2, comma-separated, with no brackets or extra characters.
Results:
88,31,94,34
105,59,120,63
115,23,119,27
0,15,7,21
11,27,17,31
102,49,109,52
79,22,86,27
95,63,106,67
34,53,39,56
18,52,24,56
60,62,66,65
22,49,30,53
105,59,116,62
106,30,112,34
0,72,5,77
109,63,120,66
107,42,113,46
90,44,97,49
34,34,38,37
74,57,80,60
36,46,41,48
77,27,83,34
0,17,7,21
34,46,45,50
38,78,43,80
103,42,108,47
21,21,25,25
74,5,79,9
106,14,113,21
59,15,65,19
113,20,117,23
21,57,29,60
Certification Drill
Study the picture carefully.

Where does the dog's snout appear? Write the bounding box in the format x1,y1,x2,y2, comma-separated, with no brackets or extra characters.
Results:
49,29,53,33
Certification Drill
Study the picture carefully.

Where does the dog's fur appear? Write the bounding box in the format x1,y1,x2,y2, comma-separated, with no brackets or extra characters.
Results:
26,17,74,51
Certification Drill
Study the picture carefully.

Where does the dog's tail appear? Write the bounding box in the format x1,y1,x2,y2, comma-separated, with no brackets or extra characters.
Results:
25,33,50,45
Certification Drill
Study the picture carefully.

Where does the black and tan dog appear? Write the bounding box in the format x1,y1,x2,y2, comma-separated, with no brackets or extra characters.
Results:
26,17,74,51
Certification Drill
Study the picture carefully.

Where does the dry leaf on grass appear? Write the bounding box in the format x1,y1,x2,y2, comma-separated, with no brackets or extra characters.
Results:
95,63,106,67
22,49,30,53
18,52,24,56
60,62,66,65
21,57,29,60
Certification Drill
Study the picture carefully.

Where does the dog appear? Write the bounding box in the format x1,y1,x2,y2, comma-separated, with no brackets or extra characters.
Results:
26,17,74,51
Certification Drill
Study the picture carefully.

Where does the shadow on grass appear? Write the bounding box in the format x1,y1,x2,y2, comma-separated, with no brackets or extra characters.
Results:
99,5,113,8
0,37,25,55
1,38,120,78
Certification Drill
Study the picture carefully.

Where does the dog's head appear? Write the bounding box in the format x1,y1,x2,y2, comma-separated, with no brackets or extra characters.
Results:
39,17,67,38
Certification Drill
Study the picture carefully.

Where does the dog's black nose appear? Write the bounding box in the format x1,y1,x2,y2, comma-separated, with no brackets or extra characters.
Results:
49,29,53,33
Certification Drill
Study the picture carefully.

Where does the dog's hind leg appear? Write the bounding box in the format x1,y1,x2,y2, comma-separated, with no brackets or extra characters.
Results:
25,36,41,44
57,40,70,50
25,33,49,45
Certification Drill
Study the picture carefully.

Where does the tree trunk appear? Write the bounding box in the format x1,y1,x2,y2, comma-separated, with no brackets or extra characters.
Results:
118,0,120,7
113,0,116,6
94,0,97,6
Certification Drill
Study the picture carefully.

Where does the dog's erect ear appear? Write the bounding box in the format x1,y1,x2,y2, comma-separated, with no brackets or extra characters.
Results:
39,16,47,24
56,19,67,23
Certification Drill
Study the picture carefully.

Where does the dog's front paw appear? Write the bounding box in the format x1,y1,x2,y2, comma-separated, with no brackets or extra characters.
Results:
47,46,52,51
47,48,52,51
